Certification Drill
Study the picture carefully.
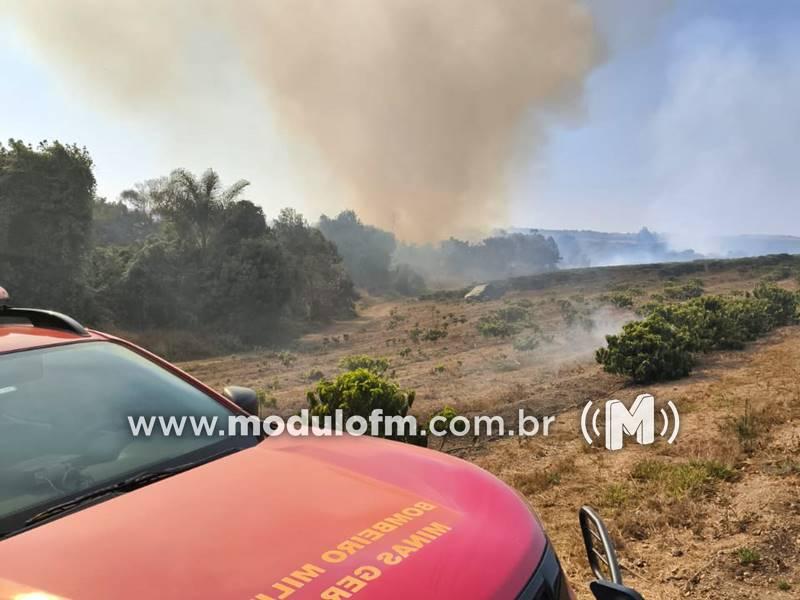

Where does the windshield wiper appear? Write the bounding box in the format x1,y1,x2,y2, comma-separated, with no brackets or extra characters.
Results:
22,446,242,528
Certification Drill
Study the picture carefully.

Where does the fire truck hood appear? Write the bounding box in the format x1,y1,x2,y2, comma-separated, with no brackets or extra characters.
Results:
0,434,546,600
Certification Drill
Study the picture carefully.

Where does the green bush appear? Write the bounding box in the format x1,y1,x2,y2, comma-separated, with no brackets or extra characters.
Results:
736,547,761,566
599,291,634,308
476,317,517,338
513,331,542,351
277,351,297,367
558,299,594,332
307,369,422,444
338,354,390,375
428,406,459,447
596,284,798,383
408,325,448,343
753,283,798,327
762,265,795,282
596,314,694,383
558,299,578,327
719,297,772,346
650,296,744,352
663,278,704,300
256,390,278,412
477,305,534,338
421,327,448,342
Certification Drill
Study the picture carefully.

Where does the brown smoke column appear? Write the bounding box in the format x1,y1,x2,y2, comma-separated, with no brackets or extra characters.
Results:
228,0,601,241
4,0,602,242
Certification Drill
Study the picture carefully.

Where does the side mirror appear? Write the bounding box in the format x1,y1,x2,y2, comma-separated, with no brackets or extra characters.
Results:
589,581,644,600
579,506,644,600
223,386,258,416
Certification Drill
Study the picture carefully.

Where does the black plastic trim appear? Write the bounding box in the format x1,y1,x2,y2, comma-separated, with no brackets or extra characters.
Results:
0,307,90,337
516,541,570,600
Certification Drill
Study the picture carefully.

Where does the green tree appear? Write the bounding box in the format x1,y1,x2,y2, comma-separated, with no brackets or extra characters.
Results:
119,177,169,215
114,238,187,329
274,208,356,321
93,197,158,246
318,210,397,290
0,139,95,312
202,236,291,341
156,168,250,254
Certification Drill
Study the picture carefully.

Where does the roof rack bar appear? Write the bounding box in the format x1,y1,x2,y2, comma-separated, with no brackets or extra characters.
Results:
0,307,90,337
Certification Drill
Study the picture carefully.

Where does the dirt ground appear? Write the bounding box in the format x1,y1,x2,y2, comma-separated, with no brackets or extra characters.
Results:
471,328,800,599
180,260,800,599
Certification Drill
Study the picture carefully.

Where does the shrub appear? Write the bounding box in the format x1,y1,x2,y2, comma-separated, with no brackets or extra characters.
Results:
596,314,694,383
558,299,578,327
513,332,541,351
658,262,705,278
605,291,634,308
306,369,422,444
727,399,760,454
408,325,448,343
428,405,459,448
663,278,704,300
387,308,407,330
277,351,296,367
477,305,534,338
338,354,390,375
421,327,448,342
578,315,595,333
753,283,798,327
559,299,595,332
650,296,748,352
476,317,517,338
307,369,325,381
736,547,761,566
762,265,794,282
636,301,662,317
256,390,278,412
429,405,458,430
719,297,772,346
510,298,534,308
598,284,799,383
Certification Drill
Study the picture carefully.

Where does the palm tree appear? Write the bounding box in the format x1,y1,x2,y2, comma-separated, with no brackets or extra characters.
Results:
161,168,250,253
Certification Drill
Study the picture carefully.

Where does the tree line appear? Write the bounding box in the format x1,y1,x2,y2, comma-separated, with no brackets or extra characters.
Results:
319,210,561,292
0,140,355,350
1,139,564,355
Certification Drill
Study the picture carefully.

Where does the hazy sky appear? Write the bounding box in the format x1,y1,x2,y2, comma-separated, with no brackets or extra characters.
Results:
2,1,799,245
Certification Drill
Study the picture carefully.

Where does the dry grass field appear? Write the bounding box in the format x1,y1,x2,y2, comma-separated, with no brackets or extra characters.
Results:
180,255,800,599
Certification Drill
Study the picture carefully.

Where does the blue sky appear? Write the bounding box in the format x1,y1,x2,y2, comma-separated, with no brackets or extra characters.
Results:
512,0,800,247
2,1,799,246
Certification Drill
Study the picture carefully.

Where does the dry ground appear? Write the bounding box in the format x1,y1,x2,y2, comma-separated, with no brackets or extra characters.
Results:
179,259,800,599
471,328,800,599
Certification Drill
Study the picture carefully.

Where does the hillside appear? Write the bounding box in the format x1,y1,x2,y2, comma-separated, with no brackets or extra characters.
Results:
181,253,800,599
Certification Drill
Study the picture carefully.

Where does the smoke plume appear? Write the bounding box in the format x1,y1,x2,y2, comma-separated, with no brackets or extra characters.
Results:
3,0,602,242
